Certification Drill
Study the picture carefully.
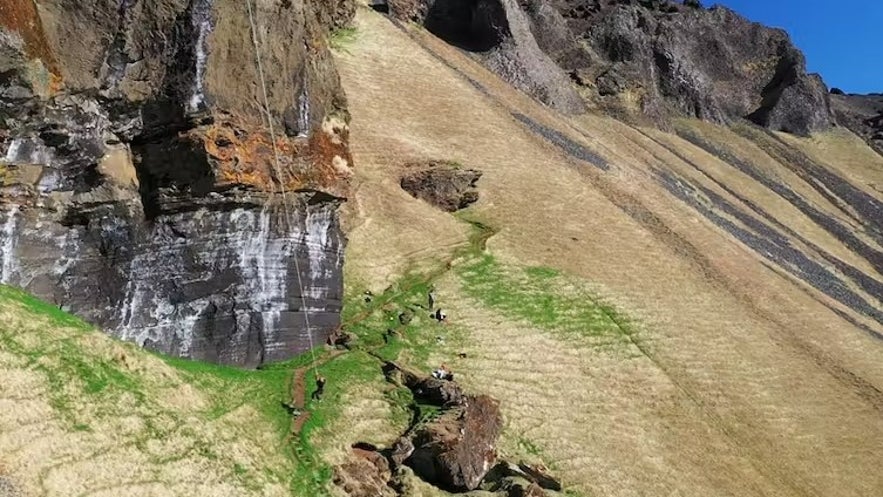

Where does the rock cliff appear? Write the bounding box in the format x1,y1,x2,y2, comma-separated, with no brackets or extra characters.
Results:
0,0,354,366
831,92,883,156
390,0,835,136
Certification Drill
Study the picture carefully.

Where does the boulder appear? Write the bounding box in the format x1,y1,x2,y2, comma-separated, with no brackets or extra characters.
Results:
412,377,465,406
384,361,465,406
400,161,482,212
389,436,416,468
483,461,561,493
517,462,562,491
407,395,503,492
501,478,547,497
333,447,397,497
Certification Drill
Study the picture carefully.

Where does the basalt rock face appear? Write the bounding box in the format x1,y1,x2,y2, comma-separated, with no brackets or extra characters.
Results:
389,0,587,114
0,0,355,366
390,0,834,136
831,93,883,157
528,0,834,135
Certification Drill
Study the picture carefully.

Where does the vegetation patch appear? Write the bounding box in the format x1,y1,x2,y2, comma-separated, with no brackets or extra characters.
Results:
456,253,636,345
330,27,359,52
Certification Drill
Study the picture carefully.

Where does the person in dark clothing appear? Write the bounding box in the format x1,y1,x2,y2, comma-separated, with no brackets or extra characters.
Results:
383,328,398,344
312,375,326,401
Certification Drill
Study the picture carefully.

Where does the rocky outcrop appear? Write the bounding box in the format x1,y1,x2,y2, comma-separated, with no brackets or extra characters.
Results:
389,0,586,114
0,0,355,366
482,461,562,496
831,93,883,156
333,447,398,497
407,395,503,492
385,361,466,405
400,161,482,212
390,0,834,135
529,0,834,135
339,365,511,495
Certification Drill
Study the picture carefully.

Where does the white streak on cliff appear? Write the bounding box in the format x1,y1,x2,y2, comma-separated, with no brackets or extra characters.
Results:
0,206,20,284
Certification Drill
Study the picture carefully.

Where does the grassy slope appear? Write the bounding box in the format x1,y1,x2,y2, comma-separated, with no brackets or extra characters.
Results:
0,214,624,497
0,285,306,496
336,6,883,497
3,5,883,497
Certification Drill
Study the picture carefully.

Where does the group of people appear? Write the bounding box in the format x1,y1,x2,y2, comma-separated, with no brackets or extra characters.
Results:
310,287,455,401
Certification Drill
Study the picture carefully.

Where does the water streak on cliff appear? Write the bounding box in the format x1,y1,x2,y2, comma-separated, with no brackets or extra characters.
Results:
188,0,214,112
0,206,20,284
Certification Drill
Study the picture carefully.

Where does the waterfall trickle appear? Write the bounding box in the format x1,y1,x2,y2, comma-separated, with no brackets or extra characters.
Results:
117,223,197,355
188,0,214,112
303,207,334,310
241,207,290,331
0,206,20,284
296,81,311,137
105,197,342,363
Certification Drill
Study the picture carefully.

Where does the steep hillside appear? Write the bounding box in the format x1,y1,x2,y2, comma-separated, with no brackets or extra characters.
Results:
387,0,834,135
2,1,883,497
831,92,883,156
0,284,303,496
335,5,883,497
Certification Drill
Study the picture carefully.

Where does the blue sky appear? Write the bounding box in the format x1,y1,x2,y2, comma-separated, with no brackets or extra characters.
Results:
717,0,882,94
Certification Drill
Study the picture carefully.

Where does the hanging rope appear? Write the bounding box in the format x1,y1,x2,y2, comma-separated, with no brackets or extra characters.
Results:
244,0,318,374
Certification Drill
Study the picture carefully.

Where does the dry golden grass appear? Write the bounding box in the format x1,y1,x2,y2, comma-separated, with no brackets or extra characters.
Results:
335,6,883,497
778,128,883,196
0,296,292,497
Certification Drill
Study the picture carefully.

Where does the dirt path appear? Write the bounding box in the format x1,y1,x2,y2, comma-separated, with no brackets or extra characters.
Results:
287,351,342,438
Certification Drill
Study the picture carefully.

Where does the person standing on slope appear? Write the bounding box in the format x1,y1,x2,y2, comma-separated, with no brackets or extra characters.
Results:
312,374,327,401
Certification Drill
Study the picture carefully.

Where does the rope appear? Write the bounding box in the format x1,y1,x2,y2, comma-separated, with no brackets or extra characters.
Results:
245,0,318,374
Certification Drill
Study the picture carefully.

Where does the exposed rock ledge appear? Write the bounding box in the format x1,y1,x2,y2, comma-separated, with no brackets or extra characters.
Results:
0,0,356,366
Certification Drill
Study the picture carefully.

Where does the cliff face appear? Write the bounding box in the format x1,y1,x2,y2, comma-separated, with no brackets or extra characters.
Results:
0,0,354,366
831,93,883,156
390,0,835,136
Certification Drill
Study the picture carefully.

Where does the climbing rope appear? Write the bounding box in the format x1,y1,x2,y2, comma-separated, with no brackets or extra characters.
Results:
244,0,318,374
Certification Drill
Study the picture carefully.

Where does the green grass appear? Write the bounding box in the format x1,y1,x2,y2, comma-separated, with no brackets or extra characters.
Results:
457,253,636,344
330,27,358,52
0,286,144,421
161,350,342,494
0,285,90,330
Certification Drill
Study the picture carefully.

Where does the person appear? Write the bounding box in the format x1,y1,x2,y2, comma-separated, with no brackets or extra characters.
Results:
434,308,447,322
311,375,327,401
432,364,453,381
